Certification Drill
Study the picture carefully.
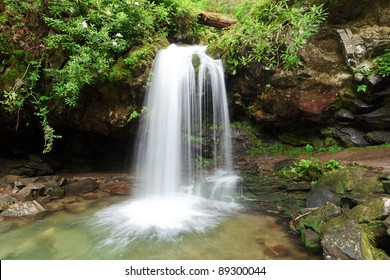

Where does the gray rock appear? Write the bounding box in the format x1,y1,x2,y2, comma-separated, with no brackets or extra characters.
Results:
322,220,365,260
335,127,370,147
365,131,390,145
337,29,366,67
357,105,390,130
16,182,46,201
64,178,98,194
1,200,46,217
335,109,354,121
0,195,14,211
307,185,340,208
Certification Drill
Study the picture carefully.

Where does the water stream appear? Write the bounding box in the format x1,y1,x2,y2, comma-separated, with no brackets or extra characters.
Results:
0,196,318,259
90,44,241,243
0,45,319,259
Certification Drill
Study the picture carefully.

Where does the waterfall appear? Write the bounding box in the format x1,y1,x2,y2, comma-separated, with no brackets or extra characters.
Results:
135,44,236,200
93,44,240,243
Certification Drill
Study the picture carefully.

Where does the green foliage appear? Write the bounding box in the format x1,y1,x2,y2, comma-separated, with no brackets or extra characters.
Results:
209,0,327,74
281,158,342,183
1,0,200,153
127,106,147,121
373,49,390,77
305,144,314,153
357,84,367,93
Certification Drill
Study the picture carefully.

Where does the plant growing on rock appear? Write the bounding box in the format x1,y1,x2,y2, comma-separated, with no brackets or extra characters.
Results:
373,49,390,77
281,158,342,183
209,0,327,74
0,0,201,153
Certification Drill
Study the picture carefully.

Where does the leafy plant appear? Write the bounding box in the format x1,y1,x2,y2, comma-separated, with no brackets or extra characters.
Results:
1,0,200,153
280,158,342,183
305,144,314,153
373,49,390,77
357,84,367,93
209,0,327,74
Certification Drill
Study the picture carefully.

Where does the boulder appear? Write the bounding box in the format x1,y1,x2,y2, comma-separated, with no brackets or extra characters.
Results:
307,186,340,208
302,228,322,253
15,179,64,202
334,127,370,147
295,202,342,252
321,197,390,260
64,178,98,194
365,131,390,145
322,219,370,259
1,200,46,217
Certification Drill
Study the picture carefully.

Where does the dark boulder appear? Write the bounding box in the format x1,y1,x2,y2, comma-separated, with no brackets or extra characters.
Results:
64,178,98,194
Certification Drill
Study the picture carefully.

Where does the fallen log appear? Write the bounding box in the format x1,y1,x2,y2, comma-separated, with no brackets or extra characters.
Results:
197,11,238,29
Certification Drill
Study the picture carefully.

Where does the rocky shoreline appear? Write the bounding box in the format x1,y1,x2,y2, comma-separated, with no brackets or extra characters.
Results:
1,147,390,260
238,148,390,260
0,156,133,224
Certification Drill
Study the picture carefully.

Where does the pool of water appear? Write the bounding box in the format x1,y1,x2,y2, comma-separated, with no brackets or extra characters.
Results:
0,196,320,260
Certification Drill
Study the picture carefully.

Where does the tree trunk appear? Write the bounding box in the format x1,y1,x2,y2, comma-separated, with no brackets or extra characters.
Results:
197,11,237,29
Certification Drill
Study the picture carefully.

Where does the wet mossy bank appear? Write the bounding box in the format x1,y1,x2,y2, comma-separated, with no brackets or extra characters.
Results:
237,150,390,260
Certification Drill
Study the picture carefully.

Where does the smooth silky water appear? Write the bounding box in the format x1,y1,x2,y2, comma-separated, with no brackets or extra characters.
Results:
0,195,317,259
0,45,319,259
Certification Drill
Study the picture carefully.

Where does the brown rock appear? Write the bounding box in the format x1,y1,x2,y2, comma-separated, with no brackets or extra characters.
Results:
64,178,98,194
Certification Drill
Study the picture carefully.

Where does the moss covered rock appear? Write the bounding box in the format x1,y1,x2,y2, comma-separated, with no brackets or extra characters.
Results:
320,197,390,259
295,202,341,252
307,166,385,207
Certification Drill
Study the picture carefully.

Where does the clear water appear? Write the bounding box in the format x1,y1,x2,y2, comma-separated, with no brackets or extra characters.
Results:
0,45,320,260
0,196,318,260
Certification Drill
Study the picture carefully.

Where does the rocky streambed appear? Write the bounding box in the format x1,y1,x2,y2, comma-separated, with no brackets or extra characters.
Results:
1,148,390,259
238,147,390,260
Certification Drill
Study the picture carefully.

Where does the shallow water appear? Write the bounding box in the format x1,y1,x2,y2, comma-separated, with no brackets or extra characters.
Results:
0,196,320,260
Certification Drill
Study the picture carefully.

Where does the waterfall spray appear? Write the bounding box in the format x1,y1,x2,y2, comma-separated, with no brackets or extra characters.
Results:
94,44,240,243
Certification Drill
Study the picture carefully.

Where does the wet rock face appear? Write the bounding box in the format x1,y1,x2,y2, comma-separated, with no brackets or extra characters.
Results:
326,0,368,24
228,0,390,148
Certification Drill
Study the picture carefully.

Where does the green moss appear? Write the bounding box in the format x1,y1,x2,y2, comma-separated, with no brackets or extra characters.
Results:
11,50,26,58
109,60,131,82
316,167,366,194
346,198,389,223
352,177,383,194
297,202,341,234
3,67,19,80
360,224,389,260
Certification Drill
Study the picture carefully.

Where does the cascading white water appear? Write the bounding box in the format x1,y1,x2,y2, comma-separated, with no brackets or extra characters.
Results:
93,44,240,245
135,44,236,199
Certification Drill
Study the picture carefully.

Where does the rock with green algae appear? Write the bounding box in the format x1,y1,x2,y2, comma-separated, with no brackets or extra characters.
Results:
321,197,390,260
296,202,342,252
345,197,390,223
307,166,385,207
